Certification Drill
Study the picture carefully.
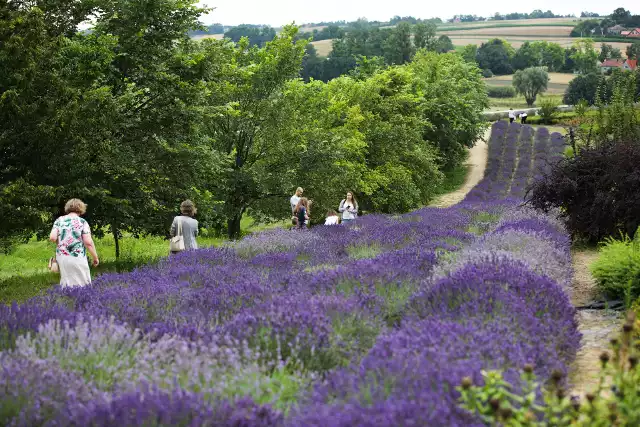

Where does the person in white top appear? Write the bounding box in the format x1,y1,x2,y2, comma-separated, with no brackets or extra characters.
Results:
324,210,340,225
520,112,528,124
508,108,515,124
290,187,303,214
338,191,358,223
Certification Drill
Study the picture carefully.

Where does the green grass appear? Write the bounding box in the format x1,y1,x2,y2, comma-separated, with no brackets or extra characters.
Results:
0,216,286,304
430,152,472,199
488,94,563,111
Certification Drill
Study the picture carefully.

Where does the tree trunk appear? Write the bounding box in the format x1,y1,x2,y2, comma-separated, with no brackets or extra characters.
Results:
227,213,242,240
526,97,535,107
111,224,120,259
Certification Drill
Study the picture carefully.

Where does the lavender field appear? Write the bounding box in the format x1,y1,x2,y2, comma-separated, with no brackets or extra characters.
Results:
0,122,579,426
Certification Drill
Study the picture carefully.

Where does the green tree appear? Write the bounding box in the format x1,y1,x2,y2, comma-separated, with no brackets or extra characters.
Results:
571,39,599,74
301,43,325,81
435,35,454,53
459,44,478,64
599,43,623,62
203,26,308,238
0,0,214,255
477,38,514,75
224,25,276,46
512,41,541,70
512,67,550,106
413,22,436,50
531,41,564,72
563,73,602,105
411,51,489,168
627,42,640,60
384,22,414,65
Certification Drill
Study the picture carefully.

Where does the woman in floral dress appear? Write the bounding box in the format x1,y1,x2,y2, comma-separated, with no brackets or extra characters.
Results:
49,199,99,287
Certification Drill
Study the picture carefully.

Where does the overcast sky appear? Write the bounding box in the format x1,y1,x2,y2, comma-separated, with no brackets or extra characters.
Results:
198,1,638,27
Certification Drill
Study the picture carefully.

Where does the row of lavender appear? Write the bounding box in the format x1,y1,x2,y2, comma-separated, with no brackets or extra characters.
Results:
0,123,578,426
464,121,565,203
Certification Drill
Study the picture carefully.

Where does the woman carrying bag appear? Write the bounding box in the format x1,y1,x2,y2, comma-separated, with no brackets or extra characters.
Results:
338,191,358,224
170,200,199,254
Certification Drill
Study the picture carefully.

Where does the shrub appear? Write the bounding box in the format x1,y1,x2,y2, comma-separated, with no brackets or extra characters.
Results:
487,86,516,98
591,229,640,305
563,72,601,105
526,141,640,243
537,97,560,124
482,68,494,78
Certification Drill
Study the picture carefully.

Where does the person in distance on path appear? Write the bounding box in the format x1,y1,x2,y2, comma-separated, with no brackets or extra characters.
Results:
508,108,515,124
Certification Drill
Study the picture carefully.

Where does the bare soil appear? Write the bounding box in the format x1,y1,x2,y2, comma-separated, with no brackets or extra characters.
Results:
429,129,489,208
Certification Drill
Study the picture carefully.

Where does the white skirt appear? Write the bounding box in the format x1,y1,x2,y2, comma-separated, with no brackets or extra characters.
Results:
57,255,92,288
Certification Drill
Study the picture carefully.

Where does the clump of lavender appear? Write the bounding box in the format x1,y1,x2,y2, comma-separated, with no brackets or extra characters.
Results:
0,353,106,426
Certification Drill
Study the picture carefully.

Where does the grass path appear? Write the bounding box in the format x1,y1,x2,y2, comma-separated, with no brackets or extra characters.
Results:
429,129,489,208
569,249,622,396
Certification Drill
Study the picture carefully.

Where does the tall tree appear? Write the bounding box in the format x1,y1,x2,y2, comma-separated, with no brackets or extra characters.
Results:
413,22,436,50
0,0,214,255
512,67,550,106
477,38,514,75
512,41,541,70
459,44,478,64
627,42,640,61
203,26,308,238
531,41,565,72
571,39,599,75
411,51,489,168
435,35,454,53
384,22,414,65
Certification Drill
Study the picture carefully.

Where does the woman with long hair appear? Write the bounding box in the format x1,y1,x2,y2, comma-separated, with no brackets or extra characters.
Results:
338,191,358,223
294,197,310,229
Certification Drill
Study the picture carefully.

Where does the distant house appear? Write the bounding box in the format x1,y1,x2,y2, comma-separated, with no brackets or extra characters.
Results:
599,59,638,72
623,59,638,71
608,24,625,35
621,28,640,38
600,59,624,72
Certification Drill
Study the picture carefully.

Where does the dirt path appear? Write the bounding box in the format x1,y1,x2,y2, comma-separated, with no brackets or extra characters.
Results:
569,249,621,396
430,129,490,208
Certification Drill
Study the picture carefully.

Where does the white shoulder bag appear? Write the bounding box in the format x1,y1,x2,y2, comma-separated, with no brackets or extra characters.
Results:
169,218,185,252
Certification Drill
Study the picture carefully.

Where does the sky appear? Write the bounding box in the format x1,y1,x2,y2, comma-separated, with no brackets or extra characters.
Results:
198,1,639,27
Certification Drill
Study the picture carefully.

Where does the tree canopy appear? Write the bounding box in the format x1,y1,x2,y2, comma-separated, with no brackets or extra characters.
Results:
0,1,490,248
512,67,550,106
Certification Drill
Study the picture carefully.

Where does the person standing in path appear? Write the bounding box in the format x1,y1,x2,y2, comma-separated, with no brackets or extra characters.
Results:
520,112,528,124
294,198,310,229
339,191,358,224
508,108,515,124
170,200,199,254
290,187,303,215
49,199,99,288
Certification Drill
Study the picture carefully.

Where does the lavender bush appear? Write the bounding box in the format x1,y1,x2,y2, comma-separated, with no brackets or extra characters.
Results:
0,122,580,425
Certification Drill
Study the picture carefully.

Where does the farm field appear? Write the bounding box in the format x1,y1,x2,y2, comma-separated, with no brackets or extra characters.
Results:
441,25,574,36
485,72,575,97
310,38,333,56
0,122,584,424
